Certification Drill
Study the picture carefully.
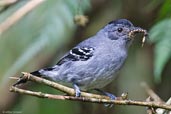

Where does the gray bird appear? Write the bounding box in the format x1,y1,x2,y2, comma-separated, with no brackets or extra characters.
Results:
14,19,147,98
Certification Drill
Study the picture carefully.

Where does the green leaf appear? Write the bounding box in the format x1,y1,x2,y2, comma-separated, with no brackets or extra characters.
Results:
149,18,171,83
158,0,171,20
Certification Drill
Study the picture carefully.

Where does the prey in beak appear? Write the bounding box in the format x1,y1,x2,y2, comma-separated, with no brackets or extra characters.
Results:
128,27,148,47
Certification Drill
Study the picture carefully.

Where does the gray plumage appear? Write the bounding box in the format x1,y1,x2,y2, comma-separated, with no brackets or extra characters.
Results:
14,19,146,97
34,19,132,90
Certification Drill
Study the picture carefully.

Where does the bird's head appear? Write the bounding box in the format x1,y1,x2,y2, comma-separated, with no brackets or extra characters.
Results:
102,19,148,47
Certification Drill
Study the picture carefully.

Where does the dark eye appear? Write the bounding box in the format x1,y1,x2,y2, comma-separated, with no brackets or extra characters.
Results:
117,27,123,32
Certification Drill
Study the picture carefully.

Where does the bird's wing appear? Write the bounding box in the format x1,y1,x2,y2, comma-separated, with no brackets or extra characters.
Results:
56,47,95,65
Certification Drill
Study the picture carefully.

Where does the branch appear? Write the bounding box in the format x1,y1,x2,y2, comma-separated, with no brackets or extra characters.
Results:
141,82,171,113
156,97,171,114
10,72,171,111
10,86,112,102
141,82,163,103
10,86,171,110
0,0,17,7
0,0,44,35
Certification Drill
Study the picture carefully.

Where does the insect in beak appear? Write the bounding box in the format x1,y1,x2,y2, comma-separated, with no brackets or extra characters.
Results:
128,27,148,47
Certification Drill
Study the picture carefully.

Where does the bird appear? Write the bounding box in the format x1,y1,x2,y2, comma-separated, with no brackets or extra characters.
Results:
13,19,147,98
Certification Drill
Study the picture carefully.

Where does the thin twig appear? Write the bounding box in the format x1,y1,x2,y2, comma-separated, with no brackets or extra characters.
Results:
9,76,20,80
10,86,171,110
141,82,163,102
0,0,17,7
0,0,44,35
146,97,156,114
141,82,171,113
156,97,171,114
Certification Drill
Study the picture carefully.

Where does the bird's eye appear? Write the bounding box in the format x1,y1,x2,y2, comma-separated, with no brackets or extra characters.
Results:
117,27,123,33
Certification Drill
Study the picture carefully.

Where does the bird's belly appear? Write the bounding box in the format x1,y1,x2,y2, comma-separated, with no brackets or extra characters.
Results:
80,59,126,90
57,54,126,90
81,68,118,90
57,67,117,91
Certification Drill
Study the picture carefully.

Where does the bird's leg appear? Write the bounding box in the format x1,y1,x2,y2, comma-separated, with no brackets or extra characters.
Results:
73,83,81,97
94,89,116,107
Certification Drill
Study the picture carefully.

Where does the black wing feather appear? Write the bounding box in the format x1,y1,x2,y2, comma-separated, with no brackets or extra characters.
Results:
57,47,94,65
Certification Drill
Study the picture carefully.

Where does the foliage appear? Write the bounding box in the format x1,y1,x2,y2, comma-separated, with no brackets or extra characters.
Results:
0,0,171,114
0,0,90,86
149,0,171,82
0,0,90,114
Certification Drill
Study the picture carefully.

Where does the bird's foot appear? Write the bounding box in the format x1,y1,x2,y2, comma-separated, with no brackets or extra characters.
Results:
103,92,116,107
94,89,116,108
73,84,81,97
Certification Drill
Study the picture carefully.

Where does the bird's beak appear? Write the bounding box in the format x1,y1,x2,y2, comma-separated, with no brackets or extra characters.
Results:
128,27,148,46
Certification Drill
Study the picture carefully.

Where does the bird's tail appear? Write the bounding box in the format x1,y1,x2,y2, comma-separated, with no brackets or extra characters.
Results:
30,70,42,77
13,70,41,86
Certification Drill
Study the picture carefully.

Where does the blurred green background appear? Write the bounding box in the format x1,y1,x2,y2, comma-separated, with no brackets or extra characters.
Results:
0,0,171,114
